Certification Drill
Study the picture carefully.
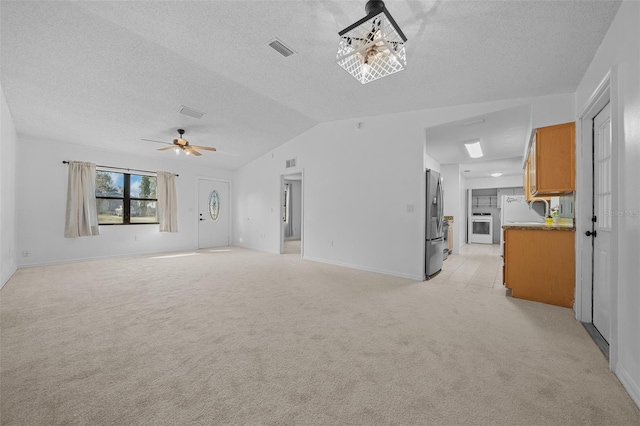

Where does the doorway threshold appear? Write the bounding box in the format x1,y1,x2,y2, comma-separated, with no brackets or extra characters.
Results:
581,322,609,361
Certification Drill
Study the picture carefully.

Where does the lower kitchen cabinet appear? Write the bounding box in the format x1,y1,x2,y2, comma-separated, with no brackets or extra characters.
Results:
503,228,575,308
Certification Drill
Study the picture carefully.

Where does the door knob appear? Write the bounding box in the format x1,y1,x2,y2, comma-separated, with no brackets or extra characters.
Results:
585,230,597,237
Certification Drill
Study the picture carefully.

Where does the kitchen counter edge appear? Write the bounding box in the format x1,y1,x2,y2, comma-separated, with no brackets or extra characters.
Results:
502,224,575,231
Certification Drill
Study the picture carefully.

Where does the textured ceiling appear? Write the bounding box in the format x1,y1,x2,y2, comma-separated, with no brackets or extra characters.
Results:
425,104,532,179
0,1,621,170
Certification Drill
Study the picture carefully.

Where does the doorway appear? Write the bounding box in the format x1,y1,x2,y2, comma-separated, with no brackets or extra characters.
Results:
591,102,612,345
280,172,303,256
577,71,617,364
198,179,230,249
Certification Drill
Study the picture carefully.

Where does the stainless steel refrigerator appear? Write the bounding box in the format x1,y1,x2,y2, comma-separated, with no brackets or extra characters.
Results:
425,169,445,279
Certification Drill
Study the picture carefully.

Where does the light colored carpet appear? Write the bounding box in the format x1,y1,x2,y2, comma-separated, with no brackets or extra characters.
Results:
1,245,639,425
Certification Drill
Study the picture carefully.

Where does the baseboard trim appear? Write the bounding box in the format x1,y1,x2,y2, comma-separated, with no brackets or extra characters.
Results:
303,256,423,281
1,265,18,290
15,247,198,269
615,363,640,410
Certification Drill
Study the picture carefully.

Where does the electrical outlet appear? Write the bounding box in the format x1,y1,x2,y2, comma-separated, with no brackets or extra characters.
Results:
134,235,140,241
22,250,30,257
330,240,334,247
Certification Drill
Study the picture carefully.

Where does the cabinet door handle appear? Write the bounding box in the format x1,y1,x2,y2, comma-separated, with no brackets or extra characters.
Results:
585,230,597,237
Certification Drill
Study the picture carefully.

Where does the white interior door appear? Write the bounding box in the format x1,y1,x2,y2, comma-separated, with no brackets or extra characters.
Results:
198,179,229,249
592,102,612,343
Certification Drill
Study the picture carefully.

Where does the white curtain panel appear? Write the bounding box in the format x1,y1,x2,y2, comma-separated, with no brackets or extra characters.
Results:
64,161,99,238
284,183,293,238
157,171,178,232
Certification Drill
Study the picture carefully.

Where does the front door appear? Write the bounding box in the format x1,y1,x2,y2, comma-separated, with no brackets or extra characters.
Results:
198,179,229,249
592,102,612,343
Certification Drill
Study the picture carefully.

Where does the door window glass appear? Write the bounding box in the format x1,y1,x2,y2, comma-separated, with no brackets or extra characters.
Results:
209,190,220,221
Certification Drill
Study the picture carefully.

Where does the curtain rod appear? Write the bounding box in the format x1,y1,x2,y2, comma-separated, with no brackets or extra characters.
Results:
62,161,178,177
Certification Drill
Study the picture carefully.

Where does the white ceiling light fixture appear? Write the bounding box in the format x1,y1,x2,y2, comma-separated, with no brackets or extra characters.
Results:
491,172,503,177
464,139,484,158
337,0,407,84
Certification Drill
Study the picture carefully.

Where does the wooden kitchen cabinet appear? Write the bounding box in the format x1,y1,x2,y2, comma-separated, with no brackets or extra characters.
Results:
524,155,533,201
527,122,575,196
503,227,575,308
524,151,550,202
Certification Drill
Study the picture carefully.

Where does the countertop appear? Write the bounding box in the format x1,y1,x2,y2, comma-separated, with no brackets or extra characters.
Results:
502,220,575,231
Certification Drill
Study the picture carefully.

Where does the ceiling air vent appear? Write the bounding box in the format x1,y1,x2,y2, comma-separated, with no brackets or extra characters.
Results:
268,38,296,58
286,158,297,168
178,106,205,119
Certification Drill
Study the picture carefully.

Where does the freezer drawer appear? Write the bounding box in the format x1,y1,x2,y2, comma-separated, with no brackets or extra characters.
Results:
425,238,444,278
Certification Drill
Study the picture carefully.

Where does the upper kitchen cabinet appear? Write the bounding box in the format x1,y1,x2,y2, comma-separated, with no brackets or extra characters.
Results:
526,122,575,197
524,155,533,202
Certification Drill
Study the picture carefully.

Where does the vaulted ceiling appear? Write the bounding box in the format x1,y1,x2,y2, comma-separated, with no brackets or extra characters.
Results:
0,1,621,170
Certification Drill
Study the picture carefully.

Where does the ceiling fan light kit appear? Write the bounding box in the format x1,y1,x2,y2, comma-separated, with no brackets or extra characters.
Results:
337,0,407,84
145,129,216,157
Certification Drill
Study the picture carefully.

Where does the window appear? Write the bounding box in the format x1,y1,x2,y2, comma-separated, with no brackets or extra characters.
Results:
96,171,158,225
208,190,220,221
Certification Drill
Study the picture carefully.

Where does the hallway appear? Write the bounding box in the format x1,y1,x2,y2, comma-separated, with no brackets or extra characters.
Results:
432,243,505,294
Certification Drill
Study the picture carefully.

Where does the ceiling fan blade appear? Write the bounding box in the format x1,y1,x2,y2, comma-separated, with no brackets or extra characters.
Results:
185,148,202,156
190,145,217,152
141,138,171,145
157,146,176,151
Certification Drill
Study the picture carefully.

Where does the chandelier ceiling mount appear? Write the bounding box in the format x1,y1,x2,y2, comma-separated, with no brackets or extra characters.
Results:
336,0,408,84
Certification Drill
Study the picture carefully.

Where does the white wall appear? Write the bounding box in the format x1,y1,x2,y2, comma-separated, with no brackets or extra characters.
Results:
424,151,440,173
1,83,18,287
234,118,426,279
522,93,577,161
233,94,576,280
16,137,233,266
575,0,640,408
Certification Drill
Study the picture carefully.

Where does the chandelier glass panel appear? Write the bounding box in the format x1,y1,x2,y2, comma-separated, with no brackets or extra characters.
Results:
337,1,407,84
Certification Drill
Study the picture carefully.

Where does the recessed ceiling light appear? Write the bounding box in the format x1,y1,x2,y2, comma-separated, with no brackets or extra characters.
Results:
491,172,503,177
464,139,483,158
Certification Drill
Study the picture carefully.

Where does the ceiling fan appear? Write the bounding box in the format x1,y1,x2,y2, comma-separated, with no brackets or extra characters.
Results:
142,129,216,156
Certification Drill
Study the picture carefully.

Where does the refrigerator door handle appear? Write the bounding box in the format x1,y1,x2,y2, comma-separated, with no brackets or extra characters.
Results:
436,178,444,236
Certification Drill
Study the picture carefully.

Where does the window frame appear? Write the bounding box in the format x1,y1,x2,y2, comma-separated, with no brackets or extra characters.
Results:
95,170,159,225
